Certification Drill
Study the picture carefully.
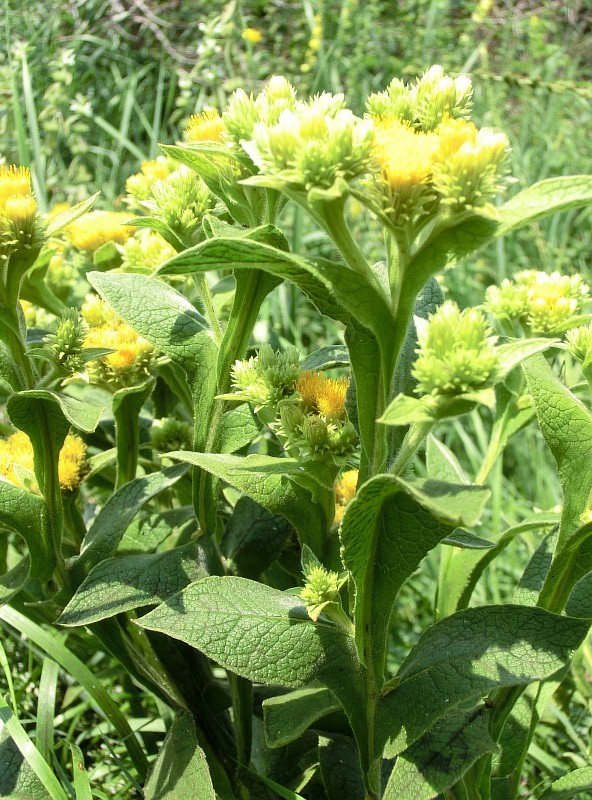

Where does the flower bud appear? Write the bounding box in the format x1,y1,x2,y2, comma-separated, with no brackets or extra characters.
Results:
66,211,134,254
147,166,215,247
120,231,176,274
45,307,88,369
150,417,193,452
413,301,500,396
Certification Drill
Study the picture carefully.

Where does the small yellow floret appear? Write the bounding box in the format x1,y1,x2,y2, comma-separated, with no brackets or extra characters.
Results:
184,109,227,143
66,211,134,253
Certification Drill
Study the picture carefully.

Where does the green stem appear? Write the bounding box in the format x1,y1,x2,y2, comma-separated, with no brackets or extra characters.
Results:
194,273,223,345
389,421,434,475
62,492,87,549
228,672,252,767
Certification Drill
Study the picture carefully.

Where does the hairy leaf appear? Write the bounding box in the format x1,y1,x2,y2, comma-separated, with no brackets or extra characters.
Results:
263,687,341,749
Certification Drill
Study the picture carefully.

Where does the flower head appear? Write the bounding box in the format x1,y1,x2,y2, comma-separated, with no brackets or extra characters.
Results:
146,166,215,247
150,417,193,452
223,77,298,144
242,27,262,45
120,230,176,274
296,371,348,421
0,430,87,492
231,344,300,411
126,156,178,206
66,211,134,254
0,165,41,258
184,109,227,143
333,468,358,525
413,301,500,396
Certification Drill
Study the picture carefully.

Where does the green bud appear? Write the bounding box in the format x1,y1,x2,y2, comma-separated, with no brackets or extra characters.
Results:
300,564,340,608
148,166,215,247
413,301,500,396
120,231,176,274
45,307,88,369
231,345,300,411
150,417,193,453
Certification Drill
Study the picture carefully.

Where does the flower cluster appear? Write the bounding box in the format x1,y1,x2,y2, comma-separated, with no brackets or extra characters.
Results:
81,295,155,390
413,301,500,397
366,69,510,227
230,347,357,463
125,156,178,206
0,430,87,493
120,230,176,274
484,270,589,335
278,371,358,462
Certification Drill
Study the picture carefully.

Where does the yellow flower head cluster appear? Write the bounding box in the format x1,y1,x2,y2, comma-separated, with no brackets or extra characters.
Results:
120,230,176,274
66,211,134,254
81,295,155,389
333,468,358,525
0,430,87,492
0,165,39,247
184,109,227,143
485,270,589,336
125,156,177,205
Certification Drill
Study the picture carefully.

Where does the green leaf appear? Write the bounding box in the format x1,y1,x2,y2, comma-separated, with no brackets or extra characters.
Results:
0,481,45,580
496,338,558,376
69,744,92,800
497,176,592,237
436,514,559,619
71,464,189,583
376,605,590,756
92,240,121,271
341,474,489,679
378,394,435,425
221,496,292,579
319,735,366,800
59,541,212,626
300,346,350,372
8,390,103,437
137,576,367,762
167,452,328,557
384,708,497,800
45,193,99,238
523,353,592,548
441,529,494,549
0,557,29,607
143,712,216,800
118,506,194,553
565,570,592,618
0,722,50,799
514,529,559,607
537,766,592,799
407,213,499,286
216,404,260,454
426,435,468,484
263,687,341,748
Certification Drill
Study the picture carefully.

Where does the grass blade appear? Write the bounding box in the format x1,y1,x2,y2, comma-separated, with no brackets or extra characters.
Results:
36,656,60,763
70,743,93,800
0,696,69,800
0,605,148,780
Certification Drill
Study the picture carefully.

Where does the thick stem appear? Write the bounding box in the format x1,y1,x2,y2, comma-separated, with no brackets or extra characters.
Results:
389,421,435,475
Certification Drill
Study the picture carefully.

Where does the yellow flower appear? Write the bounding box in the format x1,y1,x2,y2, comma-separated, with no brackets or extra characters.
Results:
0,165,39,245
374,119,439,192
242,27,262,44
333,468,358,524
82,298,155,390
296,371,349,421
125,157,177,205
66,211,134,253
0,165,34,214
184,109,227,143
0,430,87,492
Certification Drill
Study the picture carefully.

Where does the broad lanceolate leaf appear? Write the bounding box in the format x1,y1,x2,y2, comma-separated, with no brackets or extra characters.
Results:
71,464,189,584
514,529,559,607
216,403,260,454
300,345,350,372
319,735,366,800
263,687,341,748
565,570,592,618
167,452,328,557
118,506,194,553
137,576,368,763
496,338,558,376
0,481,45,580
59,541,214,626
523,353,592,549
340,474,489,682
537,766,592,799
497,175,592,237
143,713,215,800
426,434,469,484
221,496,292,579
376,605,589,757
384,708,497,800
